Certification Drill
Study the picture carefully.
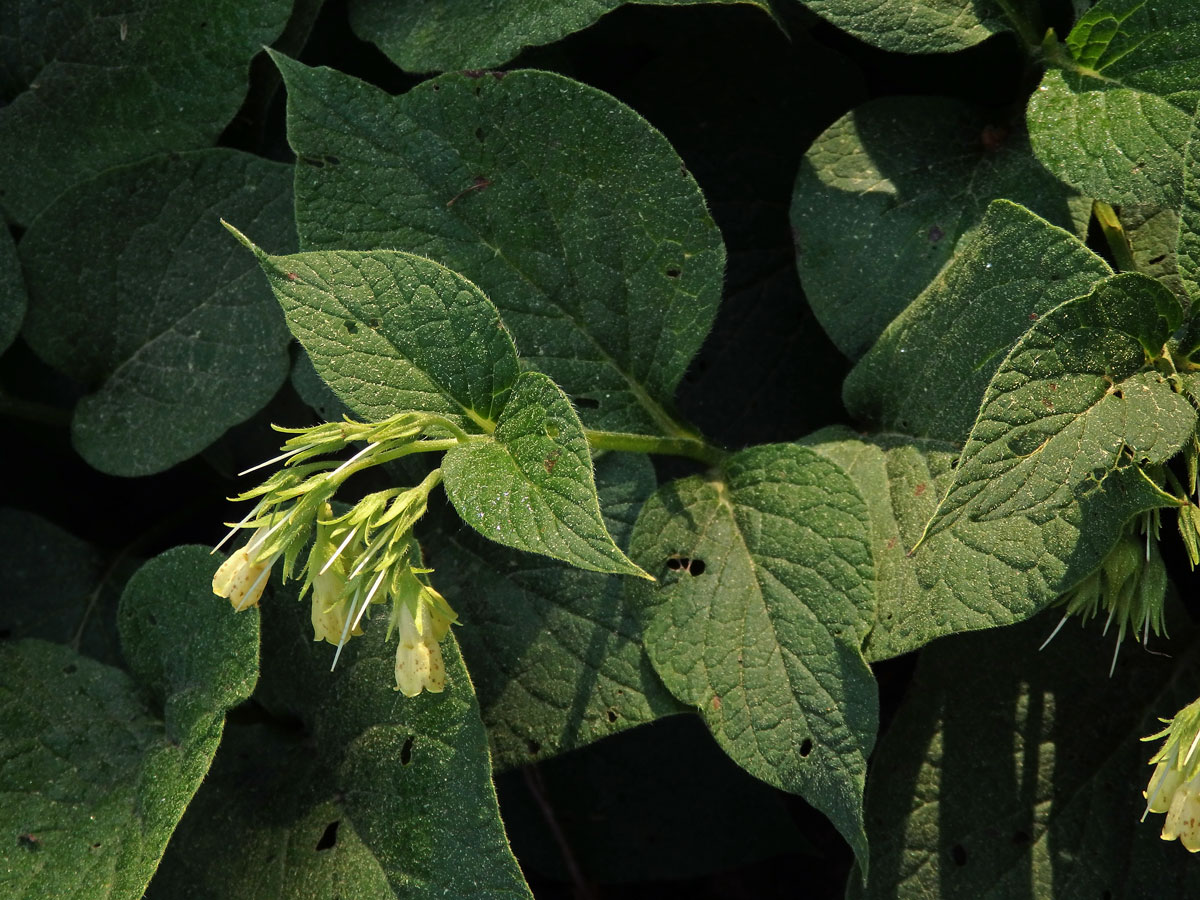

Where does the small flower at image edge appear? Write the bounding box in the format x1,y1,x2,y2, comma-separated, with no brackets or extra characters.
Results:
212,524,281,612
1143,696,1200,851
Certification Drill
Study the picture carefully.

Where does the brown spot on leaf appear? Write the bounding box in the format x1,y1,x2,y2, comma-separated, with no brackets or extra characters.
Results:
914,483,926,497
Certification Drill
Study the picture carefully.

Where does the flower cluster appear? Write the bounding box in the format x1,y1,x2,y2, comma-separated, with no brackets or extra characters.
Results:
1040,512,1167,675
211,413,465,695
1143,697,1200,851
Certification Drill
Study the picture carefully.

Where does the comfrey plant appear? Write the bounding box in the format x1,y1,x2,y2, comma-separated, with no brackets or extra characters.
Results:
11,0,1200,897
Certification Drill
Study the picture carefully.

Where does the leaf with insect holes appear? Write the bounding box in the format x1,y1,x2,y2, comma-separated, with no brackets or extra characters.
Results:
273,53,723,437
627,442,877,876
151,586,531,900
0,546,257,900
846,614,1200,898
443,372,650,578
434,452,686,767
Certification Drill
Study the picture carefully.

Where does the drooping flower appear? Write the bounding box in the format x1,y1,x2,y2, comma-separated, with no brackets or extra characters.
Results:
1143,697,1200,851
212,524,282,611
1040,517,1167,674
389,565,456,697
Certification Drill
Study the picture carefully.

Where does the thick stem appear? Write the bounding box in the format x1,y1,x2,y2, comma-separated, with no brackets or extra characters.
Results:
583,429,726,466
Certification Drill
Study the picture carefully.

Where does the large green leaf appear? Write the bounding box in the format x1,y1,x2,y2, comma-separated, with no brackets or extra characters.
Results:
434,452,685,768
798,428,960,662
0,546,258,900
19,150,294,477
793,98,1090,360
274,53,724,436
928,274,1192,538
0,225,24,354
843,201,1111,443
443,371,649,577
854,274,1192,653
348,0,770,72
796,0,1040,55
627,443,877,873
848,611,1200,899
1028,0,1200,207
1123,201,1187,302
153,581,531,899
0,0,291,225
232,232,520,429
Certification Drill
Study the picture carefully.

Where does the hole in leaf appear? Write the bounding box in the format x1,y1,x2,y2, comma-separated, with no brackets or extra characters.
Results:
302,157,325,168
344,321,358,334
432,83,440,91
951,844,967,866
799,738,813,757
1149,254,1167,265
666,267,681,278
18,834,39,851
367,318,381,330
688,558,706,576
316,820,340,851
401,736,414,766
325,155,340,166
526,738,541,755
666,556,684,571
62,664,76,675
606,709,618,724
574,396,600,409
475,127,485,141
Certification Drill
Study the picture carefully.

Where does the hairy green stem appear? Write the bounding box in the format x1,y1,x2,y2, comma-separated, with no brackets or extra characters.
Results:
1094,200,1137,273
583,429,726,466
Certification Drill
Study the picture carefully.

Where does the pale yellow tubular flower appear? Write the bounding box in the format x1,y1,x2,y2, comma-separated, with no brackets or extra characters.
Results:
393,600,447,697
1162,780,1200,851
212,525,280,611
1143,697,1200,850
311,568,363,645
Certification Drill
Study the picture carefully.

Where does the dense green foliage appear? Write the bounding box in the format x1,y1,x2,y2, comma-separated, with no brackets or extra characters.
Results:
6,0,1200,897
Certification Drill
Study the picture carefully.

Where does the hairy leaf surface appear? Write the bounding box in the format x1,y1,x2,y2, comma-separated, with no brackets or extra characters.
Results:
443,372,647,577
0,0,290,225
628,443,877,872
0,546,258,900
20,150,294,476
236,235,520,429
796,0,1037,54
844,201,1111,443
848,613,1200,899
793,98,1089,359
435,453,684,767
1028,0,1200,206
153,586,531,899
275,54,723,436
